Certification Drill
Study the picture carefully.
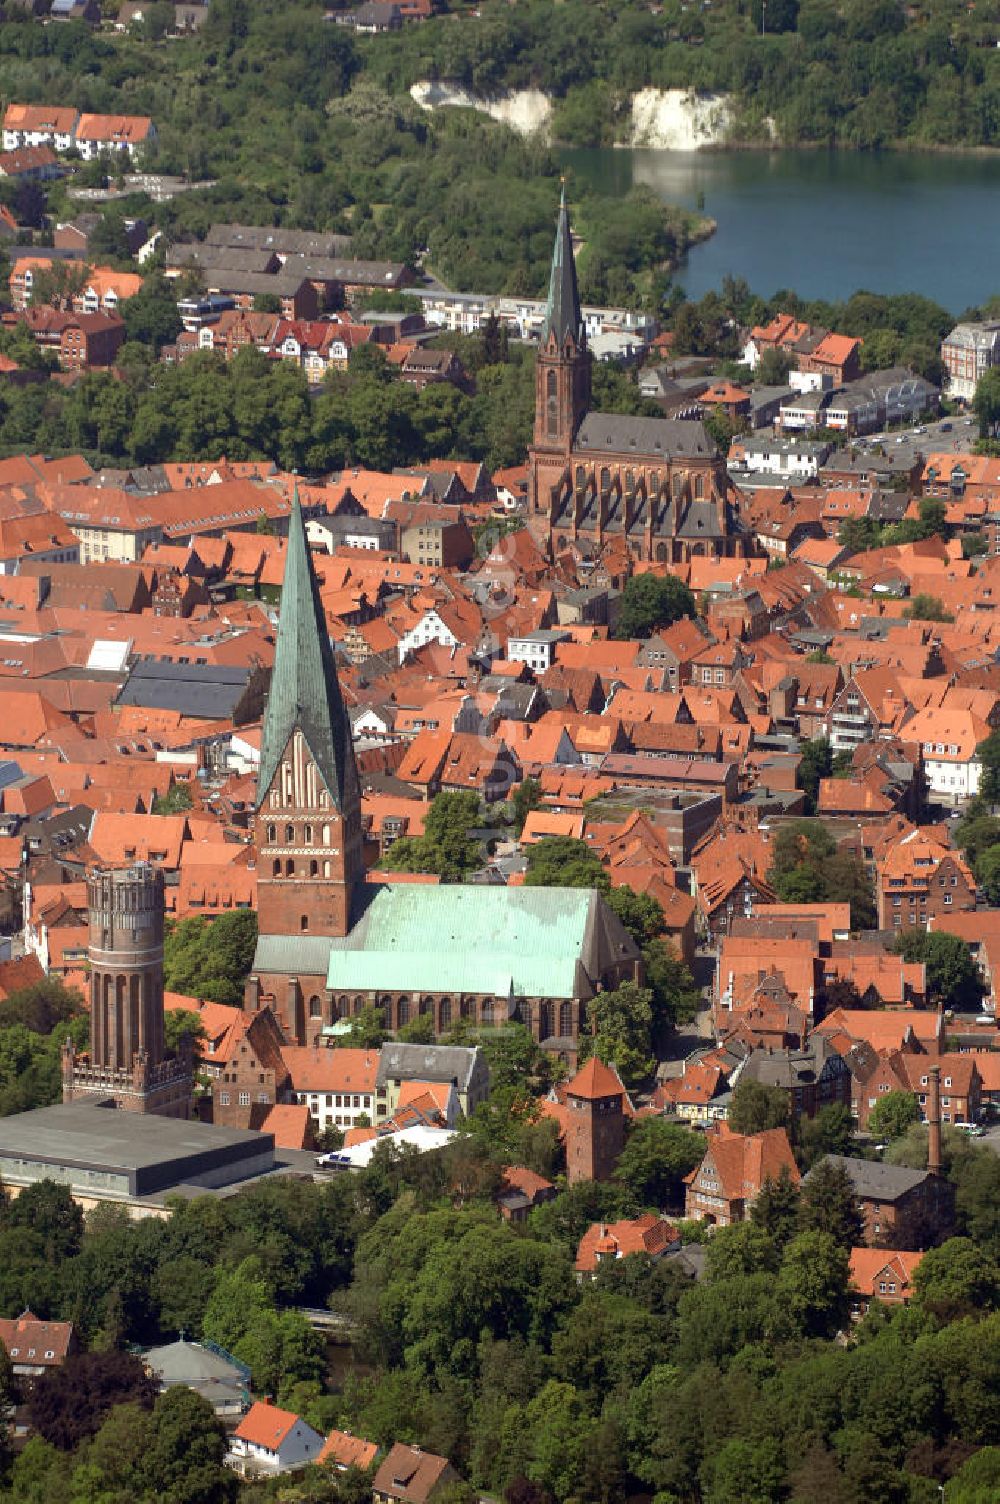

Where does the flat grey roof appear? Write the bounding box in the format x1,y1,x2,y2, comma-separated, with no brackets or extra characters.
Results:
0,1101,273,1196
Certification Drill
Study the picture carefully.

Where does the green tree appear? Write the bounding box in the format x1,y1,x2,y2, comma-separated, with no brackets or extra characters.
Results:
912,1237,1000,1321
141,1386,234,1504
905,593,954,623
797,736,832,815
751,1166,802,1248
152,781,194,815
579,980,656,1088
954,808,1000,867
510,776,541,835
338,1004,388,1050
890,929,983,1011
797,1103,856,1170
396,1012,436,1044
798,1159,864,1248
612,573,696,640
979,727,1000,807
868,1089,919,1141
378,791,482,880
777,1228,849,1337
974,366,1000,439
727,1077,790,1135
613,1117,704,1210
523,836,608,891
162,911,258,1006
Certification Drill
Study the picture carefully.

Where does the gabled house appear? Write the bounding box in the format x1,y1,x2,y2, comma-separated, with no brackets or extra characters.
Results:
0,1311,75,1375
684,1122,799,1227
848,1248,924,1317
876,829,976,931
227,1401,324,1477
575,1214,680,1276
372,1444,460,1504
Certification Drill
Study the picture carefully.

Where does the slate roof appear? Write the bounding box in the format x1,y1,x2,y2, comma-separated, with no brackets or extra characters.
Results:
257,494,361,812
575,413,716,458
541,184,584,350
810,1153,930,1202
377,1041,484,1092
116,661,250,719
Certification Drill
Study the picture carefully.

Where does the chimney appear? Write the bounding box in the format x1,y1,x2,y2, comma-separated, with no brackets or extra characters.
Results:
927,1063,942,1176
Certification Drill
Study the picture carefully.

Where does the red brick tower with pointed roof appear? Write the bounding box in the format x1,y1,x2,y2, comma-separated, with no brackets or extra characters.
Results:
564,1055,627,1183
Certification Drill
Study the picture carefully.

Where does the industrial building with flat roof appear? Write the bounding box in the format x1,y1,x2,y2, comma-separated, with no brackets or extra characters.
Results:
0,1100,276,1206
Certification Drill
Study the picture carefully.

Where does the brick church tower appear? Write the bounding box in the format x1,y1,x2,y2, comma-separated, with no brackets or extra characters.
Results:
62,864,191,1117
529,184,591,517
564,1056,627,1183
254,492,363,944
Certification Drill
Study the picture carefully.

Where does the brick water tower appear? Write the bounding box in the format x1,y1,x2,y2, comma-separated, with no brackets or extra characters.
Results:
62,864,192,1117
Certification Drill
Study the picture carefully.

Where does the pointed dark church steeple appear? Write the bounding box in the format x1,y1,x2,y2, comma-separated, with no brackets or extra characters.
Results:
257,492,360,814
541,181,585,352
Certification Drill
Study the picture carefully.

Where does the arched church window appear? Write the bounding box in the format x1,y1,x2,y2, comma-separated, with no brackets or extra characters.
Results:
600,467,611,493
309,994,321,1017
304,824,313,844
559,1001,573,1036
546,369,558,439
323,860,331,878
266,824,276,843
672,472,682,501
439,997,452,1029
300,914,309,932
322,824,331,846
310,860,318,877
272,859,281,877
285,824,294,843
285,859,295,877
576,465,586,491
695,473,704,499
397,997,410,1026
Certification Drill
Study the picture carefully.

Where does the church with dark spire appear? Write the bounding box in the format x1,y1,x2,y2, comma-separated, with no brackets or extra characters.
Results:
527,188,746,564
245,496,643,1060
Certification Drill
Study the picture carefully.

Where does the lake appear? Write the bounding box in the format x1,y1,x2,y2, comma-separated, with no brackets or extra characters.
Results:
560,146,1000,313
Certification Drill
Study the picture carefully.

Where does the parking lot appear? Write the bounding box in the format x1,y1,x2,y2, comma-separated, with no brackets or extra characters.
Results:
853,413,978,465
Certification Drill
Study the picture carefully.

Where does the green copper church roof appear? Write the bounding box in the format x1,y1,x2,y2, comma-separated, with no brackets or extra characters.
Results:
252,883,641,998
541,183,585,350
256,494,361,812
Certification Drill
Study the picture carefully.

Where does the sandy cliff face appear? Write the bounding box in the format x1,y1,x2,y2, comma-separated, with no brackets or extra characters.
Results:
410,81,735,149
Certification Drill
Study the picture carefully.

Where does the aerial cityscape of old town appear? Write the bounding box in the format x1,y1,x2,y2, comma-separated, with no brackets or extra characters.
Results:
3,1,1000,1500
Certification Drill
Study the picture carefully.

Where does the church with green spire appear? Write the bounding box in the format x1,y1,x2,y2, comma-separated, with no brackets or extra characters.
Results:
245,496,642,1058
527,188,746,564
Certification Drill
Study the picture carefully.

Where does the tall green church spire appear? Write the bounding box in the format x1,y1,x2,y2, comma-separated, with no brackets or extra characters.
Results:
541,181,584,350
257,491,361,813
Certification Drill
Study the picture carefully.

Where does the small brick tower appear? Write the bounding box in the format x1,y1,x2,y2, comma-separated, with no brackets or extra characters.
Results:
62,863,191,1117
564,1056,627,1184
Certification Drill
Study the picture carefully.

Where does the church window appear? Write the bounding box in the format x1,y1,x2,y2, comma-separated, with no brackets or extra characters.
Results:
323,861,331,878
285,859,295,876
309,995,321,1017
322,824,331,846
559,1001,573,1036
310,860,318,877
655,543,668,563
576,465,586,490
266,824,276,843
439,997,452,1029
285,824,294,843
695,474,704,499
420,995,432,1015
272,859,281,877
304,824,313,844
600,467,611,493
300,914,309,931
546,369,558,439
397,997,410,1026
672,473,682,501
